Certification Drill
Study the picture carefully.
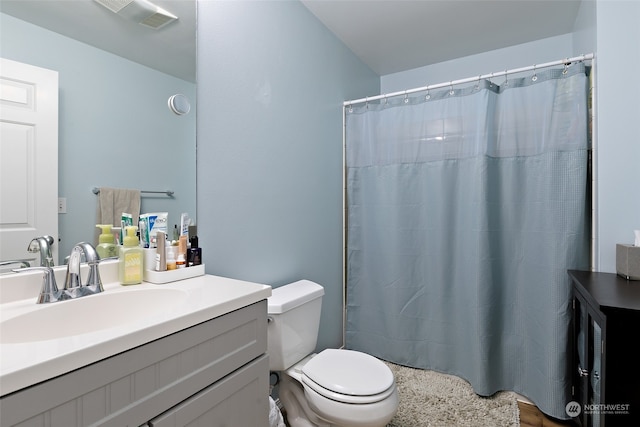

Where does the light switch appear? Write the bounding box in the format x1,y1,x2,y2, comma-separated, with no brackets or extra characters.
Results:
58,197,67,214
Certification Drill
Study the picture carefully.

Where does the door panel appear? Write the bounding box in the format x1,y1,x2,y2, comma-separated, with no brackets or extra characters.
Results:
0,58,58,266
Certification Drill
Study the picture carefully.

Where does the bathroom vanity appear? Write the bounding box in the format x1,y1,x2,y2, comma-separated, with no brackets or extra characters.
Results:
0,271,271,426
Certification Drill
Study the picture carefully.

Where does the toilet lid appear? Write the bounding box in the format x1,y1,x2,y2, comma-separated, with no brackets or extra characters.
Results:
302,349,394,397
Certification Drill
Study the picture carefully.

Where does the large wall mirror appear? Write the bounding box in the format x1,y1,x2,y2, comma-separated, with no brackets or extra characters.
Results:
0,0,197,266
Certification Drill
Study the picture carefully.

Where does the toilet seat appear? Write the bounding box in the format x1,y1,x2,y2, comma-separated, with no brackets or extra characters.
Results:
301,349,395,404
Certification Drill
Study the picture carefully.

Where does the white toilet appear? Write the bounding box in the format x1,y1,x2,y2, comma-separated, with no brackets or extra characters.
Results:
267,280,399,427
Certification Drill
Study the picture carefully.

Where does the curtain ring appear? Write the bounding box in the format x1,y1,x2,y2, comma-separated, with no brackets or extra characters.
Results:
347,103,353,113
425,85,431,100
449,81,454,96
404,92,409,103
532,64,538,82
563,60,569,75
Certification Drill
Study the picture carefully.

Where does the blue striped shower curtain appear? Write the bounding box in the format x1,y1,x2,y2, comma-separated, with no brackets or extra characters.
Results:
345,64,590,419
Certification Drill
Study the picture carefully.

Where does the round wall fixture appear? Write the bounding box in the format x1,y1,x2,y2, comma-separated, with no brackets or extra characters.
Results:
168,94,191,115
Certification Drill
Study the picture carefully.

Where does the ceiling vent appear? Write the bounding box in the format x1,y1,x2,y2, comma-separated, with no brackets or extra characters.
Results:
94,0,178,29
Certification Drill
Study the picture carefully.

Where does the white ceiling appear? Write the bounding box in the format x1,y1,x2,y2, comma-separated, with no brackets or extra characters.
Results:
0,0,196,82
300,0,583,76
1,0,583,81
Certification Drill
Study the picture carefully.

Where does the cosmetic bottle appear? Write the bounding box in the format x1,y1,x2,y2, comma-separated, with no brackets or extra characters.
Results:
119,225,143,285
166,246,177,270
188,234,202,267
155,231,167,272
96,224,118,258
176,253,186,269
178,235,187,266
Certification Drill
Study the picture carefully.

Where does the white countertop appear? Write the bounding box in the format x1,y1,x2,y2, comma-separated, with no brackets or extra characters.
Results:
0,272,271,396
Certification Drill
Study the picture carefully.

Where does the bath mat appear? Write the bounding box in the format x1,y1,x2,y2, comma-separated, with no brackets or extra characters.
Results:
384,361,520,427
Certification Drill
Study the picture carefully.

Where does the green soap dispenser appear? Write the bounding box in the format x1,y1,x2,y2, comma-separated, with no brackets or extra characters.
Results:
119,225,143,285
96,224,118,258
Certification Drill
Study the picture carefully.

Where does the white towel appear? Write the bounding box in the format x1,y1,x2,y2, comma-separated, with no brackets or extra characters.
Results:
95,187,141,243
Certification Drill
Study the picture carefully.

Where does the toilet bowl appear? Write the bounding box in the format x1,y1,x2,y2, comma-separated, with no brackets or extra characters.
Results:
268,280,398,427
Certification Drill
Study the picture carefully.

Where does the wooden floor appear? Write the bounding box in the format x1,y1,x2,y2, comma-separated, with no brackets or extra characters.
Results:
519,402,578,427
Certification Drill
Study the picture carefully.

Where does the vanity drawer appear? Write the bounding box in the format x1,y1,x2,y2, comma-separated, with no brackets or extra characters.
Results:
149,354,269,427
0,300,267,427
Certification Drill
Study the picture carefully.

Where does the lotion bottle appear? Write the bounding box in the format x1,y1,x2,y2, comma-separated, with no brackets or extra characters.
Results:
96,224,118,258
119,225,143,285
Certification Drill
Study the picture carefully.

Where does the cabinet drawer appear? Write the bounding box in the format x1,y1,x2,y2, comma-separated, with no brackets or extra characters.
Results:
1,300,267,427
149,354,269,427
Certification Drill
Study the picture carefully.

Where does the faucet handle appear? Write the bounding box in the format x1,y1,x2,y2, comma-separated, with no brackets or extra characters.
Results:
65,242,105,295
85,258,104,293
13,266,60,304
0,259,31,269
64,246,84,290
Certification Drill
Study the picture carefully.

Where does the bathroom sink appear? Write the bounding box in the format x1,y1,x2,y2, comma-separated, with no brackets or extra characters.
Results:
0,287,187,343
0,269,272,397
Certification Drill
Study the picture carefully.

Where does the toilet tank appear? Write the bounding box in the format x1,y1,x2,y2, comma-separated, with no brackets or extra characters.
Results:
267,280,324,371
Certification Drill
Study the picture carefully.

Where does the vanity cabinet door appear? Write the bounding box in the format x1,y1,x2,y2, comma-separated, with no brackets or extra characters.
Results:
572,285,607,427
573,293,588,424
149,354,269,427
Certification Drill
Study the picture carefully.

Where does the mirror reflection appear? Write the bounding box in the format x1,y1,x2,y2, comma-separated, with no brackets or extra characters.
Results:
0,0,197,268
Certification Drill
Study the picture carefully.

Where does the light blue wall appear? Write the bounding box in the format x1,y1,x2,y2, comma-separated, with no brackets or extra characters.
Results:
196,0,378,350
595,0,640,272
381,33,574,93
0,13,196,260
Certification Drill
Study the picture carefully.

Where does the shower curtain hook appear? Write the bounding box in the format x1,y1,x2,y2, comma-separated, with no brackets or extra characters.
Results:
449,81,454,96
425,85,431,100
347,103,353,113
532,65,538,82
489,73,494,88
404,91,409,104
504,70,509,87
475,76,481,91
563,60,569,75
365,97,369,109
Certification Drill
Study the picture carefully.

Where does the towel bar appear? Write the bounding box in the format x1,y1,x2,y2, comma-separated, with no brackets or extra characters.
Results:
92,187,174,197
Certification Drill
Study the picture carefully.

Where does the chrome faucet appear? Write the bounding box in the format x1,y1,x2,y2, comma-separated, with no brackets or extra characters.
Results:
27,235,55,267
64,242,104,298
11,242,107,304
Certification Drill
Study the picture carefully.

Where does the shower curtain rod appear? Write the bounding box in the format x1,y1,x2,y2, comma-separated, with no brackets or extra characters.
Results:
344,53,594,107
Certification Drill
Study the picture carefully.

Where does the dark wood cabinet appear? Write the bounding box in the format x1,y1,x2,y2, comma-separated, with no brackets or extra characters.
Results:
568,270,640,427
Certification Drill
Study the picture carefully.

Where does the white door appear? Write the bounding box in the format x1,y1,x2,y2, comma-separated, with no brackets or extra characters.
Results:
0,58,59,266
